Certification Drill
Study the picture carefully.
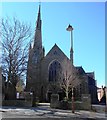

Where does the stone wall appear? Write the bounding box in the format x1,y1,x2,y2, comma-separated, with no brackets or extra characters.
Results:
50,94,91,111
50,94,60,108
81,94,91,110
0,67,2,106
2,92,33,107
106,88,107,105
92,104,106,113
2,100,32,107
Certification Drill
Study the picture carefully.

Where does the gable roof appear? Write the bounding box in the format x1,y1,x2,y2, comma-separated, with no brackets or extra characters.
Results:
75,66,86,74
45,43,69,60
86,72,95,79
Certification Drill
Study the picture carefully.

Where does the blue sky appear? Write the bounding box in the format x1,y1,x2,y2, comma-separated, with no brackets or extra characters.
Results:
1,2,105,87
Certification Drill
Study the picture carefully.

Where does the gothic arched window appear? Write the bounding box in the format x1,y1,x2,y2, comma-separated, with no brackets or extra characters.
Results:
49,60,62,82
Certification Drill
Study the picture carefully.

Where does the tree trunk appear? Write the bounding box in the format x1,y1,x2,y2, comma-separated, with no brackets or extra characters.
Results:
66,91,69,100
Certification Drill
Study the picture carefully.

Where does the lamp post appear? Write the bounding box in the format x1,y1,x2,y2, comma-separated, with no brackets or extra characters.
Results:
66,24,74,64
72,87,74,113
66,24,75,113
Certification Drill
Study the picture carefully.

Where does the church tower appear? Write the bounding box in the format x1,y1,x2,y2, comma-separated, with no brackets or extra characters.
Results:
26,4,43,95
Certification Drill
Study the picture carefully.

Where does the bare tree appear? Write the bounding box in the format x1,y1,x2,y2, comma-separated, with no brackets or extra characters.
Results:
1,17,32,99
60,69,76,100
59,62,85,100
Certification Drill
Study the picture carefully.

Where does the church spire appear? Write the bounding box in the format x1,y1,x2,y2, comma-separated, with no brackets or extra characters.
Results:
33,4,42,52
36,4,41,29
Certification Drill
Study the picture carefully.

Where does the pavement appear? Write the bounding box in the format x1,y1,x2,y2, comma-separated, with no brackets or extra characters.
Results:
0,103,107,120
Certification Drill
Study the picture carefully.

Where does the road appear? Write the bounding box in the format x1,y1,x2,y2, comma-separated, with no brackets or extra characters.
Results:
0,103,106,120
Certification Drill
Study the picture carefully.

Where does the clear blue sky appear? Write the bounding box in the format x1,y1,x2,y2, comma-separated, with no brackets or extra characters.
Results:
1,2,105,87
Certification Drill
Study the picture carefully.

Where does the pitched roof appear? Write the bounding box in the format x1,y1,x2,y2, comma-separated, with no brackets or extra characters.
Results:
75,66,86,74
45,43,69,60
86,72,95,79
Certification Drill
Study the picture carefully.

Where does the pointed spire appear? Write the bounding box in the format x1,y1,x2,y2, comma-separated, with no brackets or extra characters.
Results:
29,43,32,50
43,46,45,57
33,4,42,49
33,3,42,61
36,4,41,30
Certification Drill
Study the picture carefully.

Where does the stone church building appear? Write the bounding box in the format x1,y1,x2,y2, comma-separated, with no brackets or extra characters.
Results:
26,5,98,103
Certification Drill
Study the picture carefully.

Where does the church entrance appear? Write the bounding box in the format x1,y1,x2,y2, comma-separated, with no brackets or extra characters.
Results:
47,91,52,102
58,91,65,101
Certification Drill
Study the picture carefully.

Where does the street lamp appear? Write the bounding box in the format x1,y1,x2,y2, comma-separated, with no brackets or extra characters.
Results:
66,24,74,64
72,87,75,113
66,24,73,48
66,24,75,113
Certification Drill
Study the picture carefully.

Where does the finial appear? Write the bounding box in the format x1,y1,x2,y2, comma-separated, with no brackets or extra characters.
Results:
38,0,41,14
39,0,41,6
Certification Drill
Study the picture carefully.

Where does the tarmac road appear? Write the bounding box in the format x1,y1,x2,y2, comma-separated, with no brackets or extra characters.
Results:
0,103,107,120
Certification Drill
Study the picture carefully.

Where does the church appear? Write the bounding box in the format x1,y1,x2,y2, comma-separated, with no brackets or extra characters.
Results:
26,5,98,103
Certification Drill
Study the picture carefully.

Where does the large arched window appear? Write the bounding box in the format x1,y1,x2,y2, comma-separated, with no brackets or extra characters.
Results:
49,60,62,82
